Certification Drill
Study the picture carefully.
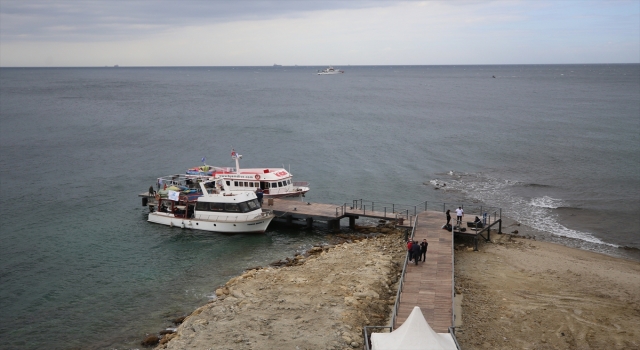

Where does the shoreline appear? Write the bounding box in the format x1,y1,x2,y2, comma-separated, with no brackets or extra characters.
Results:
495,214,640,262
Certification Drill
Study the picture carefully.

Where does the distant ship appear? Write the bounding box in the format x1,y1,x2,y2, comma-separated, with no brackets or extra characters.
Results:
317,66,344,75
273,64,282,67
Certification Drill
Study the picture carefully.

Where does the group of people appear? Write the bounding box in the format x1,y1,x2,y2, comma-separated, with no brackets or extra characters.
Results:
445,207,465,227
407,239,428,265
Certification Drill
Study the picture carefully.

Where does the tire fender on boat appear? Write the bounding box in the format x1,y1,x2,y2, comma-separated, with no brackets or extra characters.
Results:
255,174,261,180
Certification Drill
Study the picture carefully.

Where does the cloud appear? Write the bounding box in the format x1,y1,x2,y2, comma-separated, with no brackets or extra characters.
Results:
1,0,638,66
0,1,395,42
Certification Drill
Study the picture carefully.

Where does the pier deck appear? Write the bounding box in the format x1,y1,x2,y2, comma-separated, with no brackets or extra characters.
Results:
396,210,453,332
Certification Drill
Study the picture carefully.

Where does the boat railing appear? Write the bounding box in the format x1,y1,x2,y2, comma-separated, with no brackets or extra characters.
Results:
292,181,309,187
194,212,270,222
350,199,502,219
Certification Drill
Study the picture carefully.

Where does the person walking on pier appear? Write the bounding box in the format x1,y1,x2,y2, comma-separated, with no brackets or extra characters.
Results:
456,207,464,226
411,241,421,265
419,239,428,262
407,240,414,262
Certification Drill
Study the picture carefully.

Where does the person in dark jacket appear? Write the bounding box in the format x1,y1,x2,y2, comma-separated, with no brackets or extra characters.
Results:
411,241,421,265
419,239,428,262
255,188,264,205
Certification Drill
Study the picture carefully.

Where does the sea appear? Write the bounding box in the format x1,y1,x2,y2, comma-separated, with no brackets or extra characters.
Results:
1,64,638,349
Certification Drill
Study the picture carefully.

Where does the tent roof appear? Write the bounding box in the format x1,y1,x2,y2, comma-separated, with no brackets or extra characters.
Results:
370,307,457,350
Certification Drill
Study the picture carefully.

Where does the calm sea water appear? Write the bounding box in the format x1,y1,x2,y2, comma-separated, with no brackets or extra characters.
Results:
1,65,638,349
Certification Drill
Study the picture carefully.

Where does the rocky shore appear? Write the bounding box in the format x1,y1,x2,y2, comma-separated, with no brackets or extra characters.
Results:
153,225,407,350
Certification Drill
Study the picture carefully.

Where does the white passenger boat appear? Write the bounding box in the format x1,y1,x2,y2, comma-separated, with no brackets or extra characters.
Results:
148,180,274,233
317,66,344,75
183,150,310,198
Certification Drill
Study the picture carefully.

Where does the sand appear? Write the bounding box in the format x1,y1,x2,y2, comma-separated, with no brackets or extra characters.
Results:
454,234,640,350
150,226,640,350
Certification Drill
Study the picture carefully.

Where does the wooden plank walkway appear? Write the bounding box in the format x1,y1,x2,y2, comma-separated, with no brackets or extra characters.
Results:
395,210,453,333
267,198,342,221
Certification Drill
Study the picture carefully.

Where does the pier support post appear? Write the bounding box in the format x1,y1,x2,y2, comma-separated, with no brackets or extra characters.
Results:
498,219,502,235
286,214,293,226
349,216,356,230
328,219,340,232
306,217,313,229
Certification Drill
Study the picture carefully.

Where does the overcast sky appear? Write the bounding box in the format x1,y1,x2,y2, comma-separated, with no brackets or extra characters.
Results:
1,0,638,67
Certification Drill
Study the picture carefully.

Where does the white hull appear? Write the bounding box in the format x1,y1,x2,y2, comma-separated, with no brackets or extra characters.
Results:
148,211,273,233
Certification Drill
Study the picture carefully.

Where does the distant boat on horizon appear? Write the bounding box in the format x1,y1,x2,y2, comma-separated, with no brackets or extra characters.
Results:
273,64,282,67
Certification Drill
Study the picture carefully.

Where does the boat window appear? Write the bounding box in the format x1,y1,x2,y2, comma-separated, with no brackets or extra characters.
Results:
234,181,238,187
226,181,231,186
278,181,283,187
196,202,209,211
246,199,258,210
225,203,239,212
238,202,249,213
287,180,291,185
249,182,254,188
244,182,248,187
210,202,224,211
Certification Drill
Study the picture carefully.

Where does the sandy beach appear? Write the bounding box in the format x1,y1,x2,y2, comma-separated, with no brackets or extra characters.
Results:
149,225,640,350
454,234,640,350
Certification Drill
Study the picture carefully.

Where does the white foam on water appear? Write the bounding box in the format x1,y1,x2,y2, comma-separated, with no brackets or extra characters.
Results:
441,173,617,247
529,196,562,209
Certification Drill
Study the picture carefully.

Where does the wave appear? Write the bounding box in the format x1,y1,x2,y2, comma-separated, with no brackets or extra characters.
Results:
521,183,552,188
438,172,617,248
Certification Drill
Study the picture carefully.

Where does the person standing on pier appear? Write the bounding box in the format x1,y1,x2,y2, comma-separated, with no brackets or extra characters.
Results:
419,239,428,262
456,207,464,226
446,209,451,226
256,188,264,205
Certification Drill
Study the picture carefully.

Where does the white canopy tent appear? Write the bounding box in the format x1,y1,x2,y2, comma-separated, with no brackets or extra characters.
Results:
370,307,457,350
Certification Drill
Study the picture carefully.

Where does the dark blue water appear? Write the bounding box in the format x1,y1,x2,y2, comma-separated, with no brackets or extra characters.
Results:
1,65,638,349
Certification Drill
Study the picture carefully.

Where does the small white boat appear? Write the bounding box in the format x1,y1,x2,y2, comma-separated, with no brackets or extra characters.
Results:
317,66,344,75
148,180,274,234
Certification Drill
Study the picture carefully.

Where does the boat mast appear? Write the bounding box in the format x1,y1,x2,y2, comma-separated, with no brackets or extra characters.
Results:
231,148,242,174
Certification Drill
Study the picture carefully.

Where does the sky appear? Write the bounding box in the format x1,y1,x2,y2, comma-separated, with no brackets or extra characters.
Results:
0,0,638,67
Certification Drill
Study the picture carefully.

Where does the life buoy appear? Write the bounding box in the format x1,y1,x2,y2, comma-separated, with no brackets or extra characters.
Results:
255,174,261,180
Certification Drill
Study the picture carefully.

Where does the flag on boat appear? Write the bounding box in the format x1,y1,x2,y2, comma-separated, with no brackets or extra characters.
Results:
231,150,237,159
201,157,206,163
168,190,180,201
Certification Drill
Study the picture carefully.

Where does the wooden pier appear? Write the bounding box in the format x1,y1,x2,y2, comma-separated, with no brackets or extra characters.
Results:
395,210,454,332
266,198,415,231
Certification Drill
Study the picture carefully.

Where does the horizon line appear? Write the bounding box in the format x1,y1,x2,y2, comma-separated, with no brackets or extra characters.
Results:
1,63,639,69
